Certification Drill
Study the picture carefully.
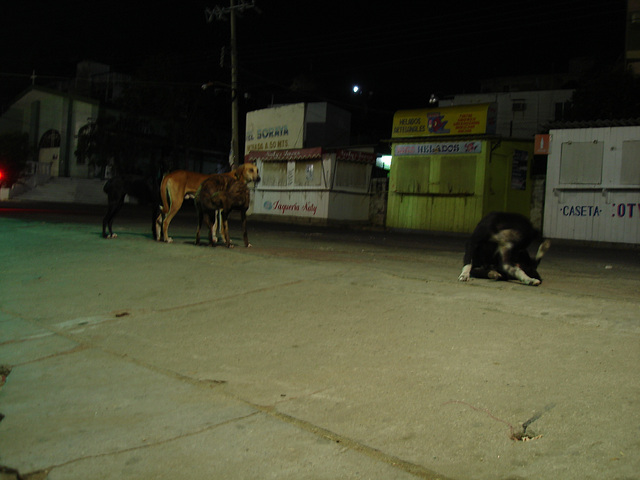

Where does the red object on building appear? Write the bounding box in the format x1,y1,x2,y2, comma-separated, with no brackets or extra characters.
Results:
534,134,550,155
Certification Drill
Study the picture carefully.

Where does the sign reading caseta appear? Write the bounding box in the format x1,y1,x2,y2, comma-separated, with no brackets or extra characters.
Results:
392,103,497,138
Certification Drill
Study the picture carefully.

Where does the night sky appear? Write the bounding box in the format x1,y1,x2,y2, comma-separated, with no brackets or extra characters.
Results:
0,0,628,114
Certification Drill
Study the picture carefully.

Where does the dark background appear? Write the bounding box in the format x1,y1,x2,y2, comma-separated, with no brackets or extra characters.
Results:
1,1,627,103
0,0,629,151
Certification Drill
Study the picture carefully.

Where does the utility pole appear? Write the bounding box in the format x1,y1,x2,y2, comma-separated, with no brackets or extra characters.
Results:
206,0,258,170
230,1,239,169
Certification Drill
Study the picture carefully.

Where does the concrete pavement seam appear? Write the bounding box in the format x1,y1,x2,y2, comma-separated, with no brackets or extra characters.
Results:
230,399,456,480
153,278,309,314
28,411,261,478
14,319,457,480
3,326,454,480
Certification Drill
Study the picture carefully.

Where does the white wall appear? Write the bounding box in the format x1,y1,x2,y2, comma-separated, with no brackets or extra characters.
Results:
440,90,573,139
543,126,640,244
252,152,373,223
0,88,100,177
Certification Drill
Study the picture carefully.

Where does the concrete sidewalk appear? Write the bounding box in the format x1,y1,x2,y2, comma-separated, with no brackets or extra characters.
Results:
1,204,639,479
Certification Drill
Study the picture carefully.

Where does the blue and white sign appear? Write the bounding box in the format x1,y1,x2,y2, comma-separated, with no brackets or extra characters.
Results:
394,141,482,156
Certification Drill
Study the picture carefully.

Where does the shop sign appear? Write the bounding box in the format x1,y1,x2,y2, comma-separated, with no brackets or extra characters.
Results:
262,199,319,216
394,141,482,156
245,147,322,162
335,149,377,164
534,134,550,154
392,104,497,138
245,103,305,153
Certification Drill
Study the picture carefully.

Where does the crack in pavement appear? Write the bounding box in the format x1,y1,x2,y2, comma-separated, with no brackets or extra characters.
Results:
2,314,454,480
1,412,260,480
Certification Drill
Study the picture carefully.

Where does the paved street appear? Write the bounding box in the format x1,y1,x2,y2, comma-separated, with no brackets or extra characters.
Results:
1,201,639,480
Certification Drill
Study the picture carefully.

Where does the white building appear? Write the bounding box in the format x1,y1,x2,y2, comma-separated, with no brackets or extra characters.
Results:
543,126,640,244
245,103,375,225
0,85,100,178
439,90,574,139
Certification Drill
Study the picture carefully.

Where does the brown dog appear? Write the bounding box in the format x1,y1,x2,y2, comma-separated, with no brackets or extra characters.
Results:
195,175,252,248
155,163,260,242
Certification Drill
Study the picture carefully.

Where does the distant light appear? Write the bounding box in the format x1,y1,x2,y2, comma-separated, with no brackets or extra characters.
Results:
376,155,392,170
352,85,360,94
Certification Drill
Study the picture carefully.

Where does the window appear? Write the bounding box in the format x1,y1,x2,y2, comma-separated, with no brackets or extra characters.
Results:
393,156,476,194
39,129,61,148
334,162,368,189
621,141,640,185
512,100,527,112
393,157,430,193
559,141,603,184
554,101,570,121
261,162,288,187
294,160,323,187
432,156,476,194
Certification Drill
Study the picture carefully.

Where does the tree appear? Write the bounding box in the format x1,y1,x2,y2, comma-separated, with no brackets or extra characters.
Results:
115,55,232,162
72,54,232,177
75,113,164,177
0,132,29,187
567,70,640,121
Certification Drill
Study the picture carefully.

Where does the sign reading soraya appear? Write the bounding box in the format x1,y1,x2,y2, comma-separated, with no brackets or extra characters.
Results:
245,103,305,154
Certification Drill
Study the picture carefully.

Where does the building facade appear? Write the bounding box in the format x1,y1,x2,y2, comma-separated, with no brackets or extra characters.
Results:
439,90,574,140
387,104,534,233
0,86,100,178
543,126,640,244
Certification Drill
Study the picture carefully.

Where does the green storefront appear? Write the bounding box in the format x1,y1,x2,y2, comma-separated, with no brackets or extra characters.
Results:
386,104,534,233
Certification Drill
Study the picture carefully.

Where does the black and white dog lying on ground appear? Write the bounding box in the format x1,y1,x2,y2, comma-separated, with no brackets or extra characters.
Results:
458,211,550,286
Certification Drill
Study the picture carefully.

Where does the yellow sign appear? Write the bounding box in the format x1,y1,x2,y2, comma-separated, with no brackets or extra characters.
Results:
392,103,497,138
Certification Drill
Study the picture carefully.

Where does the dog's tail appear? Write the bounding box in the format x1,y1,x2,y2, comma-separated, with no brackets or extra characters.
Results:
535,239,551,264
159,173,172,215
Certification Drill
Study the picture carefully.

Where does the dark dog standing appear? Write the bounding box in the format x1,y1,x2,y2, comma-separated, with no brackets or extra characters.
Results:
194,175,253,248
458,211,550,285
102,175,159,239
